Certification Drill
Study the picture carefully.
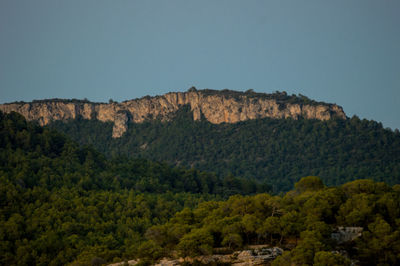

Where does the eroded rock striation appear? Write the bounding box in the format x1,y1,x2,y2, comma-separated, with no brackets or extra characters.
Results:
0,89,347,138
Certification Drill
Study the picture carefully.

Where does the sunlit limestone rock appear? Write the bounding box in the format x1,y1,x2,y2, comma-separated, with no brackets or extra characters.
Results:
0,89,346,138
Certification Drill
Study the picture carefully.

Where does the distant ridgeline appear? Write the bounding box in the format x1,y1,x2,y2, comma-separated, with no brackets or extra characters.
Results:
2,88,400,191
0,88,346,138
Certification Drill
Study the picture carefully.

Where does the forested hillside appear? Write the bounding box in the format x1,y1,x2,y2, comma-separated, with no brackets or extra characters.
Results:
2,111,400,265
138,177,400,265
51,106,400,191
0,111,267,265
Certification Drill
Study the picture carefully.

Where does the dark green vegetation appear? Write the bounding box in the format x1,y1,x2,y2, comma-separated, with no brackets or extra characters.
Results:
9,98,99,104
139,177,400,265
3,106,400,266
0,111,268,265
191,88,325,107
51,106,400,192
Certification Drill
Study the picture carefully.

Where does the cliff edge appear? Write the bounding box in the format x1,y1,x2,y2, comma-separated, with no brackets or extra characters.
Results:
0,88,347,138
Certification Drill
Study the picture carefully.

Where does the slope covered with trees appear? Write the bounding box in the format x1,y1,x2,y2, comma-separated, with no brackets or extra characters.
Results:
2,111,400,265
51,106,400,191
0,111,268,265
138,177,400,265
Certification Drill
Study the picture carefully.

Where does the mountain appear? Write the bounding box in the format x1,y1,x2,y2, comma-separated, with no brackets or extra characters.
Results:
0,88,346,138
2,89,399,191
2,98,400,265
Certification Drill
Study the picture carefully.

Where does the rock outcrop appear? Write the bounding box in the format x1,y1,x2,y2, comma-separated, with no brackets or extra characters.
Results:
0,89,346,138
107,247,284,266
331,227,363,243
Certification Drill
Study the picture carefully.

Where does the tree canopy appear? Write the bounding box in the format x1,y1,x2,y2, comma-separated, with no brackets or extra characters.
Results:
51,106,400,191
2,111,400,265
138,177,400,265
0,111,268,265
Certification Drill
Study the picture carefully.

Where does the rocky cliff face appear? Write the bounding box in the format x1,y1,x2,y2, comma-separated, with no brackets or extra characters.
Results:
0,89,347,138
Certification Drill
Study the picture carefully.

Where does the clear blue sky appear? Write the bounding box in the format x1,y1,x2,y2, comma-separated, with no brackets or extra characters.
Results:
0,0,399,129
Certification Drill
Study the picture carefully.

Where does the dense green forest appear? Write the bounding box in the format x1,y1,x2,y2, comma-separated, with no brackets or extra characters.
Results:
51,106,400,191
2,111,400,265
0,111,268,265
138,177,400,265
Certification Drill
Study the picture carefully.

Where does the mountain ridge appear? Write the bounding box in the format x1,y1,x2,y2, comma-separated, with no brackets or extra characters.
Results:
0,88,346,138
